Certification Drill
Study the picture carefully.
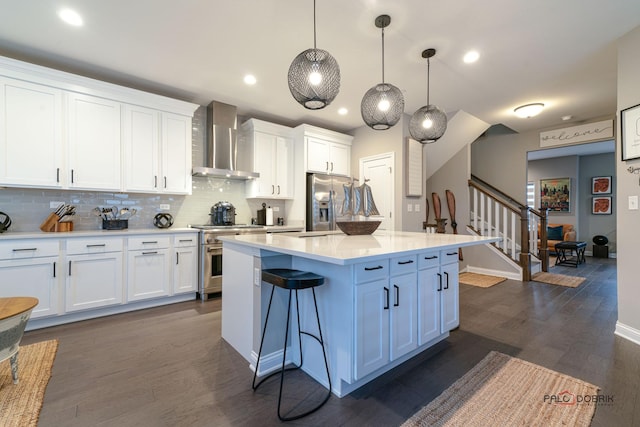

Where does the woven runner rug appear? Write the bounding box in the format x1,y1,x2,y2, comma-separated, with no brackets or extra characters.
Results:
532,272,585,288
0,339,58,427
459,272,507,288
402,351,598,427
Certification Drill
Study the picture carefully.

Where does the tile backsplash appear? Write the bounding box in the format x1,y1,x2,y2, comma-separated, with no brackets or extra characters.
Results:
0,105,287,233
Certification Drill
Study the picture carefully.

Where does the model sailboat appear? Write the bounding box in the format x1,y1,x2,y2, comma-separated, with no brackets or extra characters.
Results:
337,178,382,235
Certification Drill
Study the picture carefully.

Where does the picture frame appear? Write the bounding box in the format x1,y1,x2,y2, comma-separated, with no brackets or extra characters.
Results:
540,177,570,212
621,103,640,161
592,196,612,215
591,176,612,194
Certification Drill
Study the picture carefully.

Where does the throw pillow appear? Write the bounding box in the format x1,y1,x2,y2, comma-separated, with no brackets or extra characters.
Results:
547,225,564,240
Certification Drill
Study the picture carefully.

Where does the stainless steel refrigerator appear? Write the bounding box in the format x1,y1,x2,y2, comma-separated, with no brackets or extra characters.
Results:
306,173,352,231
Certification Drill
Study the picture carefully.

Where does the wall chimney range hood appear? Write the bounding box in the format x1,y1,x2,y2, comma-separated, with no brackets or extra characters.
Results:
192,101,259,180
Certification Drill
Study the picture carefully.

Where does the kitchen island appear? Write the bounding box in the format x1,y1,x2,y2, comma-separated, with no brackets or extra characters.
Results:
220,230,499,397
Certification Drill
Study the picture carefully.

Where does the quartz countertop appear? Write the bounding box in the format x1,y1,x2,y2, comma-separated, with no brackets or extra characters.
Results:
0,227,197,240
219,230,500,265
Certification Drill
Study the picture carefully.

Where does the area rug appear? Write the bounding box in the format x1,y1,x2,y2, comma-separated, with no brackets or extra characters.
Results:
0,339,58,427
532,272,586,288
402,351,598,427
459,272,507,288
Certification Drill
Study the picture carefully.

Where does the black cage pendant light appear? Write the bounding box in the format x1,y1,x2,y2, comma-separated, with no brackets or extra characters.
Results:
287,0,340,110
361,15,404,130
409,48,447,143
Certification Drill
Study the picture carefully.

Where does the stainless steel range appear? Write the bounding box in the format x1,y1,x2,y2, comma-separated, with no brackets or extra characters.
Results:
191,224,266,299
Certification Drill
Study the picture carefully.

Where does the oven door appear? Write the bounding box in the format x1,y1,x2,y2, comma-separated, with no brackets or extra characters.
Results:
201,245,223,295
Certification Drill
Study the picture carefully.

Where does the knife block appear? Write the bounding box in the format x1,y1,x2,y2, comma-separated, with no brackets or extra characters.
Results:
39,213,60,232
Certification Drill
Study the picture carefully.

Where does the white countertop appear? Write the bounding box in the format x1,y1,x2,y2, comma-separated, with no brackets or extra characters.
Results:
220,230,500,265
0,227,197,240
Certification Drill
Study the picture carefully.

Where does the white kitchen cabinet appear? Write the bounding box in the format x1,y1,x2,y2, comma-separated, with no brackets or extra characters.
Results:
127,236,171,301
241,119,294,199
173,234,198,294
354,256,418,380
306,137,350,176
123,107,192,195
417,250,459,346
0,239,60,319
65,237,124,312
67,92,121,191
0,77,63,188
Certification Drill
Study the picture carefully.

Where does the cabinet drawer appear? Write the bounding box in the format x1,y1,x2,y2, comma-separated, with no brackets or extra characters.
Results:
0,240,59,259
128,236,171,251
418,251,440,270
173,234,198,247
67,237,123,255
390,255,417,276
354,260,389,284
441,249,460,264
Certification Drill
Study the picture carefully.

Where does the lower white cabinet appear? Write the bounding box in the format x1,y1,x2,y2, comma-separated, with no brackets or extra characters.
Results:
0,239,60,318
354,256,418,380
173,235,197,294
127,236,171,301
65,237,124,312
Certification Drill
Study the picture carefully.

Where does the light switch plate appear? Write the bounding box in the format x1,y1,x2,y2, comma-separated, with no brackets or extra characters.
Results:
407,203,413,212
415,204,420,212
273,206,280,212
159,204,170,210
629,196,638,210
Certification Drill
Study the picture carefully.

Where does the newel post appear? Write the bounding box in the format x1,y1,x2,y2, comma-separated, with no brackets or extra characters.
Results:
539,208,549,272
519,207,531,281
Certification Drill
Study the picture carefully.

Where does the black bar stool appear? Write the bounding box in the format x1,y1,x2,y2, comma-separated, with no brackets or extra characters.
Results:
252,268,331,421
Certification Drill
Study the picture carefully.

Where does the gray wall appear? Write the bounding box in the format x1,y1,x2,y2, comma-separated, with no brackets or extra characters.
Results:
528,156,579,226
616,26,640,339
579,153,616,252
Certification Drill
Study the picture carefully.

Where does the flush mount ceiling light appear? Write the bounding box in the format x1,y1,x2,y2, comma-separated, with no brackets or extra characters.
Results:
287,0,340,110
514,103,544,118
360,15,404,130
409,49,448,144
58,8,83,26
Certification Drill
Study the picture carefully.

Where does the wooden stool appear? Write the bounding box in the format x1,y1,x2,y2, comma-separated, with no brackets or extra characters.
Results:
0,297,38,384
252,268,331,421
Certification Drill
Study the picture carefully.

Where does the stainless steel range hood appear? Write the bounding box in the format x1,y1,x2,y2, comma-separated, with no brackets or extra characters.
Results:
192,101,259,179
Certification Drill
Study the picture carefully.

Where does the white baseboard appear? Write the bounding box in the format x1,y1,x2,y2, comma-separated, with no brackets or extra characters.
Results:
464,266,521,281
614,322,640,346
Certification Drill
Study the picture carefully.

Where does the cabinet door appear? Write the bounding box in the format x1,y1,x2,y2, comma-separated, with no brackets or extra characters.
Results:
417,266,441,345
0,77,63,187
306,137,330,173
0,257,59,318
127,249,171,301
161,113,192,194
67,93,121,190
174,246,197,294
66,252,124,312
275,136,294,198
354,279,389,380
254,131,277,197
440,262,459,332
389,273,417,360
329,142,350,176
123,104,159,192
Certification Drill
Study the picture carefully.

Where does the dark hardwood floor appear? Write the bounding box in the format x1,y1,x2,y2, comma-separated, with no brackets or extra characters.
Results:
21,256,639,426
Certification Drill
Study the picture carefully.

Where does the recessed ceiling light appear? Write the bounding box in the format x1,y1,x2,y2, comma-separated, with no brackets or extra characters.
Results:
562,115,572,121
243,74,257,85
338,107,348,115
514,103,544,118
463,50,479,64
58,8,83,26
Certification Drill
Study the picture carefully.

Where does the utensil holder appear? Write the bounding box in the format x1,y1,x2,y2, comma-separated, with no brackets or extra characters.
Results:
102,219,128,230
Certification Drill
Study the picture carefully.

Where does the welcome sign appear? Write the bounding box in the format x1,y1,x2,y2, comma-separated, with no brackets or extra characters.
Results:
539,119,614,148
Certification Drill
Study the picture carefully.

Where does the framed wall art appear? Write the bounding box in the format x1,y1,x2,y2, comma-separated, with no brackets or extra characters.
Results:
592,196,612,215
591,176,612,194
621,103,640,161
540,177,570,212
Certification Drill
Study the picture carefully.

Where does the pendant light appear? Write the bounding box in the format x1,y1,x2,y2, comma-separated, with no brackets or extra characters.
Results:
360,15,404,130
287,0,340,110
409,49,447,143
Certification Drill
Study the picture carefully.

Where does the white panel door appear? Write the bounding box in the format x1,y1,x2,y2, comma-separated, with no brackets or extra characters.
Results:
0,77,63,187
127,249,171,301
275,136,294,198
0,257,59,318
440,261,459,332
67,93,121,190
306,137,330,173
389,272,418,360
354,279,389,380
162,113,191,194
123,104,159,192
360,153,394,230
173,246,197,294
254,131,276,197
329,142,350,176
66,252,123,312
417,266,441,345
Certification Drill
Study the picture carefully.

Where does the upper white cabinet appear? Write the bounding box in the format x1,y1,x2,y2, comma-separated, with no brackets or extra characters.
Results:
241,119,294,199
0,55,198,193
123,107,192,194
0,77,63,188
295,124,353,177
67,93,121,191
